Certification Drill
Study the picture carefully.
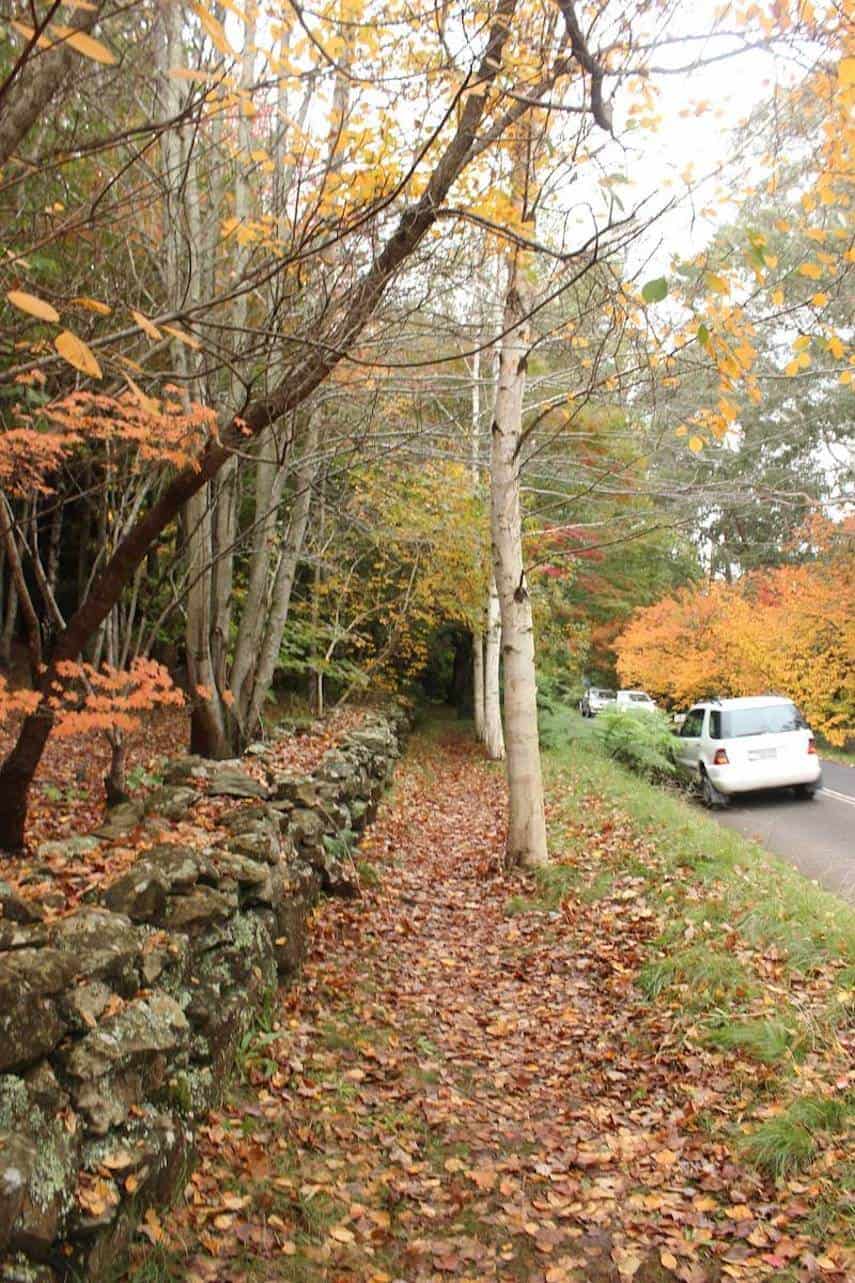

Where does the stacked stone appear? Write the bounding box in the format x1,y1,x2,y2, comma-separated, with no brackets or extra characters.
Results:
0,705,410,1283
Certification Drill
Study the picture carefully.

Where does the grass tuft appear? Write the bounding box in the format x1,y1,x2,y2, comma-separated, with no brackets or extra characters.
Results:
703,1016,803,1064
742,1094,853,1179
638,944,754,1008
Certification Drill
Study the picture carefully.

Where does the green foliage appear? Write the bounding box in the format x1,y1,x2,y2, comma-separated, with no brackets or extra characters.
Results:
741,1095,853,1179
592,707,677,781
641,276,668,303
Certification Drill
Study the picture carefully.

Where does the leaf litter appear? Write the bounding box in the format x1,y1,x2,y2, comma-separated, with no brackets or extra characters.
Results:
125,724,853,1283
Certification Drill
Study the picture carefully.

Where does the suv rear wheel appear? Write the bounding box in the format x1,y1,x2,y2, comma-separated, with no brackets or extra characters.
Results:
794,782,818,800
699,766,729,810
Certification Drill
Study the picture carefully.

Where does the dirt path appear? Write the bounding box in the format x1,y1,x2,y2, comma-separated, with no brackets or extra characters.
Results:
136,725,848,1283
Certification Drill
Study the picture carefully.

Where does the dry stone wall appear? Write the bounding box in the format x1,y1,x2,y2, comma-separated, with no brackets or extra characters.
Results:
0,706,410,1283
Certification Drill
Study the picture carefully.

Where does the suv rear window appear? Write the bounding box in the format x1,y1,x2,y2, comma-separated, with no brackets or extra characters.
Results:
722,704,808,737
594,689,615,699
625,692,649,702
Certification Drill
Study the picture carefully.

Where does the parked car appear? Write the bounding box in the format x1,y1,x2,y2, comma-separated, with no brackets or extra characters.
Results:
580,688,616,717
616,689,658,712
673,695,822,808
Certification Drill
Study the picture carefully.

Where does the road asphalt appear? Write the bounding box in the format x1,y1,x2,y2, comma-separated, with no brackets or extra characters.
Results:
711,758,855,904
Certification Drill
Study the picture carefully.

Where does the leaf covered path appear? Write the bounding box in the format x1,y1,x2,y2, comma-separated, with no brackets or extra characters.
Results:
142,724,851,1283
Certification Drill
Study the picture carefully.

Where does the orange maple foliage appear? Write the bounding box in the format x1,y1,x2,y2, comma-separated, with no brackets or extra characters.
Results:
1,388,215,494
615,544,854,743
45,658,185,736
0,659,183,737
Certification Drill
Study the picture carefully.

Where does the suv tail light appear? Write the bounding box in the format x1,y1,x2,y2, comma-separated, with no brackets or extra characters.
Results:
713,748,729,765
807,737,817,755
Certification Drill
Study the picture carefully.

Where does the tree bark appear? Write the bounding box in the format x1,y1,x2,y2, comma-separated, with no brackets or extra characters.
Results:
490,263,548,867
243,419,319,737
185,489,229,757
0,0,520,851
0,2,107,168
484,572,505,760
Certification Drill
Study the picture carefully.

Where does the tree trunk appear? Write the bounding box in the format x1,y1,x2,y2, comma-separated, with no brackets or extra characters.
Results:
242,419,319,737
0,2,107,168
104,732,128,807
473,628,485,741
185,490,230,757
484,572,505,760
490,264,547,868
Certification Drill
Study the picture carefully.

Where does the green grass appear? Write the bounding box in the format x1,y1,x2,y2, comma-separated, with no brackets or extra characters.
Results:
703,1015,804,1065
504,860,581,915
543,707,855,973
815,734,855,768
542,705,855,1198
638,943,755,1009
741,1094,854,1179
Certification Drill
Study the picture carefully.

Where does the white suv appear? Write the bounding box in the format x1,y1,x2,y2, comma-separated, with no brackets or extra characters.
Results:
674,695,822,808
580,688,616,717
616,689,658,712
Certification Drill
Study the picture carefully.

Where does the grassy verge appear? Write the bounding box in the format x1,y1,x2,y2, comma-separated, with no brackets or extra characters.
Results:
537,704,854,1223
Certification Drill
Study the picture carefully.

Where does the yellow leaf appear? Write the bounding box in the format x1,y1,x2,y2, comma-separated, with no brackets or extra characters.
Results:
705,272,729,295
161,323,201,350
6,289,60,323
54,329,102,378
839,58,855,87
660,1250,678,1270
688,436,704,453
123,376,159,415
775,218,790,233
169,67,216,83
792,335,811,352
65,30,117,64
329,1225,355,1244
798,262,822,279
827,335,845,359
71,296,112,315
771,288,784,306
131,309,163,341
675,425,688,438
192,3,235,58
762,253,778,268
9,20,51,49
719,398,739,422
811,292,829,307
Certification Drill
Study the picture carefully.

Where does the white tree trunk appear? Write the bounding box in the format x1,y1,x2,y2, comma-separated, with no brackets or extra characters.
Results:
484,571,505,760
490,267,547,868
242,418,319,735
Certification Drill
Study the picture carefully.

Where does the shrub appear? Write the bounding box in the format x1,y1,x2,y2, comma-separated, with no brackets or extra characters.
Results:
593,707,677,781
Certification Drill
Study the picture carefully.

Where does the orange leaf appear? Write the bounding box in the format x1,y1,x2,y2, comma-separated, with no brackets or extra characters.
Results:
192,3,235,57
72,296,112,315
54,329,102,379
65,30,118,64
7,289,60,323
131,309,163,341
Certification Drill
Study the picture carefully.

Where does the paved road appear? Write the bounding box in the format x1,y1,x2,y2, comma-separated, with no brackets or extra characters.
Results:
711,759,855,904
